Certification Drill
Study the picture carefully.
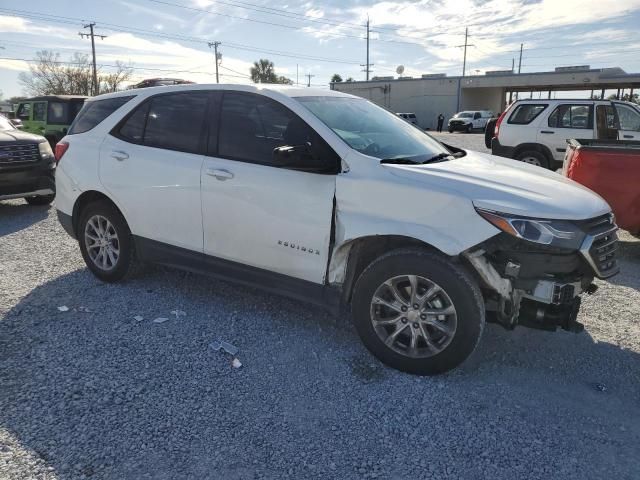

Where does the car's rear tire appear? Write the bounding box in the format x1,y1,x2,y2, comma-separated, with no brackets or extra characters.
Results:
351,248,485,375
515,150,549,168
25,194,55,206
78,200,141,282
484,118,498,148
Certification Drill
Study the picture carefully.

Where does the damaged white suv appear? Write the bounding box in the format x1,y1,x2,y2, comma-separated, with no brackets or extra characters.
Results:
55,84,619,375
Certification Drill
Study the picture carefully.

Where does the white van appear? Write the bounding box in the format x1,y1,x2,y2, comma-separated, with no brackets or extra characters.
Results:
492,99,640,169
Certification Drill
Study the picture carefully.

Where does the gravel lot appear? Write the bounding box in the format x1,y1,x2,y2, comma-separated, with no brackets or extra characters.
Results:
1,136,639,479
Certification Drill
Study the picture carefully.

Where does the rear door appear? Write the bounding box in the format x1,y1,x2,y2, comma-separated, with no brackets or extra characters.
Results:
499,102,548,151
99,91,209,252
538,103,594,161
614,103,640,140
201,90,338,283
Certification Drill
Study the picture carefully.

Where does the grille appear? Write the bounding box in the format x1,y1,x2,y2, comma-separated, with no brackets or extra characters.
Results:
580,214,619,278
0,143,40,164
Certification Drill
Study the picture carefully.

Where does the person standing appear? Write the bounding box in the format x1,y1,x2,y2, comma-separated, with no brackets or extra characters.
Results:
437,113,445,132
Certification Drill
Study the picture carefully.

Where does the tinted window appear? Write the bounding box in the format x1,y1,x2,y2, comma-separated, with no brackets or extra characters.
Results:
508,104,547,124
118,102,149,143
69,96,134,134
47,101,68,124
144,92,209,153
17,103,31,120
218,92,333,166
33,102,46,121
616,104,640,131
548,104,592,129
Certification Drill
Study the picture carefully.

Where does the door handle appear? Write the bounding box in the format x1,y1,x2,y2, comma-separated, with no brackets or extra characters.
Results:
540,130,555,134
206,168,234,181
111,150,129,161
623,135,633,139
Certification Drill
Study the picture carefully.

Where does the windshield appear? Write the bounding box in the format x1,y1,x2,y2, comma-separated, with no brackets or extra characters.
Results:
455,112,473,118
296,96,450,162
0,116,15,131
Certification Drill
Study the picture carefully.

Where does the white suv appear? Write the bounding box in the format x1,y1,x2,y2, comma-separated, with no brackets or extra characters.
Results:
55,84,618,375
447,110,493,133
492,98,640,169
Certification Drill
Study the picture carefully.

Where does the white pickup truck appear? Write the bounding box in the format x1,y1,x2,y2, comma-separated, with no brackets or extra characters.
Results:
55,85,618,375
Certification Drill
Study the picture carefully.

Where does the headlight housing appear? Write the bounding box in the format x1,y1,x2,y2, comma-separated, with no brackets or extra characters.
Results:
476,208,586,249
38,141,54,158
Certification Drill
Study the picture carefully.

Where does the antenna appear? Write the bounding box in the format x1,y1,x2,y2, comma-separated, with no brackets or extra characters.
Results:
396,65,405,77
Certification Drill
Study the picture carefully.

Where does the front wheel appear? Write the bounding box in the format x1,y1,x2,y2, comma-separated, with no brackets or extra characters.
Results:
25,193,55,206
78,200,140,282
352,249,485,375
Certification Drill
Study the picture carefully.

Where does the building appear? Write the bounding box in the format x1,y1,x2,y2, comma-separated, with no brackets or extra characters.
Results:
331,66,640,130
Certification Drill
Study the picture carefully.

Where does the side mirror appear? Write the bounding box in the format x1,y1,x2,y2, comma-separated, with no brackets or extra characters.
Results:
272,143,314,169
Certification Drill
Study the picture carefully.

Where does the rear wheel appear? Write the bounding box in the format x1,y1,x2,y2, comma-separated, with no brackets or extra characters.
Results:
484,118,498,148
25,193,55,206
78,200,140,282
352,249,485,375
515,150,549,168
465,124,472,133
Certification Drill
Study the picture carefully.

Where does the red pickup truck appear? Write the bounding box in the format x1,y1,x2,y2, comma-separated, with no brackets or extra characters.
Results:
563,138,640,235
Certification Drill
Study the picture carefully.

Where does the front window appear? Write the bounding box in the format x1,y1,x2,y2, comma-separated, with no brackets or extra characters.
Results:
296,96,450,162
0,115,15,131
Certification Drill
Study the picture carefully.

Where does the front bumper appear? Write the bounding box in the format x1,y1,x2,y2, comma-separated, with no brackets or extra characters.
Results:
448,122,472,131
0,156,56,199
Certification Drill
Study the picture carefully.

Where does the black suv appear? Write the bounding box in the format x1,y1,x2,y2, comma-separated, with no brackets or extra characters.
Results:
0,114,56,205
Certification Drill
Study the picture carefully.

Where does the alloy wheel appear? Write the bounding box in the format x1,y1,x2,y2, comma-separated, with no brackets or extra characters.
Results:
84,215,120,271
370,275,457,358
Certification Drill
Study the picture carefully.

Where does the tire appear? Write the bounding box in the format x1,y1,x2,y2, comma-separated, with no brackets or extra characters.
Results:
351,248,485,375
25,193,55,206
448,128,453,133
465,124,472,134
78,200,141,282
515,150,549,169
484,118,498,148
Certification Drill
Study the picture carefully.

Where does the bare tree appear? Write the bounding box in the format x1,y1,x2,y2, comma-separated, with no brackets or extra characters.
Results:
19,50,133,96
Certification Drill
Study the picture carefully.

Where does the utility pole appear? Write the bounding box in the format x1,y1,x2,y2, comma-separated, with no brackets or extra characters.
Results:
511,58,514,72
296,64,299,86
79,23,106,96
360,16,373,81
518,43,523,74
305,73,315,87
208,42,221,83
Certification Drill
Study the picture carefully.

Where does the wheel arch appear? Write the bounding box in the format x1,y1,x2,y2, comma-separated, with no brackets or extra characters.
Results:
513,142,554,164
72,190,125,238
329,234,447,304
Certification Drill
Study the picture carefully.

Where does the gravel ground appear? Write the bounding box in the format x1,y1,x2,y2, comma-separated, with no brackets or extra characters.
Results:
1,164,639,478
429,131,491,154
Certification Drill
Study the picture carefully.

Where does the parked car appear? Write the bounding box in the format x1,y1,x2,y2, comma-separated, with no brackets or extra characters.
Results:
15,95,87,147
491,98,640,169
563,138,640,236
0,113,56,205
448,110,493,133
55,85,618,375
397,112,418,126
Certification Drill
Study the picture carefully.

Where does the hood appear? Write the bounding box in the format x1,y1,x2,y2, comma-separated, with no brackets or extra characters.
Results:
384,150,611,220
0,130,46,144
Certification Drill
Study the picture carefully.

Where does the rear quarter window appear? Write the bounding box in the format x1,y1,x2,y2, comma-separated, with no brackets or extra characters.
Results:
68,96,135,135
507,104,547,125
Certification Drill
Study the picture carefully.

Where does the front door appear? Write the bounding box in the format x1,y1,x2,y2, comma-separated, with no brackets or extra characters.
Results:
201,91,337,284
614,102,640,140
99,91,210,252
538,103,594,161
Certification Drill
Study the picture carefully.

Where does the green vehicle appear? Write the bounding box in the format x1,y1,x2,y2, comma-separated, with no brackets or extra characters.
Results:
16,95,87,147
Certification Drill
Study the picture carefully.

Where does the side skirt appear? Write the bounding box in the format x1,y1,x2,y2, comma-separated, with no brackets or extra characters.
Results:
134,236,343,315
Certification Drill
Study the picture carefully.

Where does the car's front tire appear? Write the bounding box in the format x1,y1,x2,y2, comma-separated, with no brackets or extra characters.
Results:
25,193,55,206
78,200,140,282
352,248,485,375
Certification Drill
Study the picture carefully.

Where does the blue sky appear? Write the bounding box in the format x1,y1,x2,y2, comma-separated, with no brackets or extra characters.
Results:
1,0,640,98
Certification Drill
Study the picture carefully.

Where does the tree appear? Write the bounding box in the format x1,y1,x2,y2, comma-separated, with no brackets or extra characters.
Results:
18,50,133,96
345,77,355,82
331,74,343,83
250,58,292,84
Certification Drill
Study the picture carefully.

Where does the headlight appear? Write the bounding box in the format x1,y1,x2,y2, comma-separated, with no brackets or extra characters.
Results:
39,141,54,158
476,208,585,248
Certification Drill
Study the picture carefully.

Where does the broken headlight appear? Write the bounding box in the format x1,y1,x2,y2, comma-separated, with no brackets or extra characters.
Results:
476,208,585,249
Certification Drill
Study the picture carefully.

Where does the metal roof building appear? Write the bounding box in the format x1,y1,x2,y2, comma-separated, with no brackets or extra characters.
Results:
331,66,640,130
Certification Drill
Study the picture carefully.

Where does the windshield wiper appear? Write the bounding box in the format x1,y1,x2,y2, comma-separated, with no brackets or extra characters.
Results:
380,157,421,165
422,152,460,163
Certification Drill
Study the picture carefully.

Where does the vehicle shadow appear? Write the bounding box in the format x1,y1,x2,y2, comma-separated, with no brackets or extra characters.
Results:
0,200,51,237
1,268,639,479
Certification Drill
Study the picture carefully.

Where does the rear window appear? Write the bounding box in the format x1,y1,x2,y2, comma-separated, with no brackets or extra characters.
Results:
508,104,547,125
69,96,134,135
547,104,593,129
